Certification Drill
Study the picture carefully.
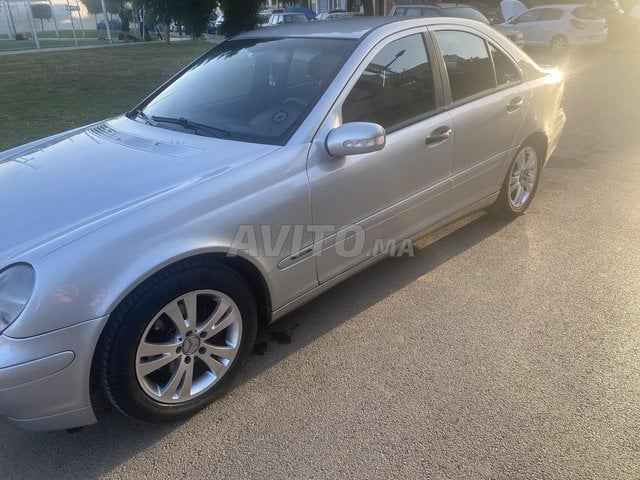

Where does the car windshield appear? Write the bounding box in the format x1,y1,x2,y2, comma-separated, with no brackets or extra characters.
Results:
443,7,491,24
139,38,356,145
285,14,307,22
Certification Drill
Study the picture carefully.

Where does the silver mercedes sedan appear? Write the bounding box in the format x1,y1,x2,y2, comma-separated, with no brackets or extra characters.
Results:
0,17,565,431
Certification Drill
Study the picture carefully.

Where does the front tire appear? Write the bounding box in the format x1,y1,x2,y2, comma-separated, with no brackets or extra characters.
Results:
98,259,257,423
491,144,541,218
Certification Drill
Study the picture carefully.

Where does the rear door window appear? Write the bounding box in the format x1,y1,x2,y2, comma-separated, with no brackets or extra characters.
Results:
435,30,495,102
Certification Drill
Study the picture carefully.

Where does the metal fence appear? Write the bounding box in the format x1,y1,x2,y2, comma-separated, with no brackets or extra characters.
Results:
0,0,116,51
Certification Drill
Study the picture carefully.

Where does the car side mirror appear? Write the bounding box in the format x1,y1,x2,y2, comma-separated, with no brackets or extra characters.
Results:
325,122,386,157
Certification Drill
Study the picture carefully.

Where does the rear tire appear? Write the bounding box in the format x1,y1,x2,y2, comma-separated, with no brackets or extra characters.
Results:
491,144,541,219
551,35,569,55
98,259,257,423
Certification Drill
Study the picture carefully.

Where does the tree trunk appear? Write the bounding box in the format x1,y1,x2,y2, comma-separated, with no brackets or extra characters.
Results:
363,0,374,16
164,22,170,45
40,18,44,30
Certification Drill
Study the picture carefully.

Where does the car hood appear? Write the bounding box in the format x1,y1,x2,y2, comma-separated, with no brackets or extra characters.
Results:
493,24,524,46
0,116,279,265
494,24,522,37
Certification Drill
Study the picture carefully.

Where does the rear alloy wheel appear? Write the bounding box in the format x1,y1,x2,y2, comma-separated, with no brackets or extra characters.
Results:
99,260,257,423
551,35,569,55
491,144,541,218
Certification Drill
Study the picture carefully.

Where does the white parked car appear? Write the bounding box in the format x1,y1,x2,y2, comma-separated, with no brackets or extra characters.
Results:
629,3,640,27
267,12,309,25
503,4,607,54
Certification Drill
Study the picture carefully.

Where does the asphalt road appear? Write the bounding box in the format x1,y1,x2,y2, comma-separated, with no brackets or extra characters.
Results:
1,47,639,479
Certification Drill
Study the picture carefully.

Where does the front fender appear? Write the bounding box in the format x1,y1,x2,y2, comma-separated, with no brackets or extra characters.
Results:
5,144,318,338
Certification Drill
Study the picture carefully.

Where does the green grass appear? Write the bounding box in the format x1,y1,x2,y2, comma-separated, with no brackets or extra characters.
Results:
0,41,213,151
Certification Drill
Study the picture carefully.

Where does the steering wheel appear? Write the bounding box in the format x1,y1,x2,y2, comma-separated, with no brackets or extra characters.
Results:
282,97,308,110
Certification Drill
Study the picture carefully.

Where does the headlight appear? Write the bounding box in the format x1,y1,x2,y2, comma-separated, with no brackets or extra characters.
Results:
0,264,35,334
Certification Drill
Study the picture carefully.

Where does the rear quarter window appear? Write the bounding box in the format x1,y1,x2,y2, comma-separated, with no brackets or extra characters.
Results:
572,6,604,20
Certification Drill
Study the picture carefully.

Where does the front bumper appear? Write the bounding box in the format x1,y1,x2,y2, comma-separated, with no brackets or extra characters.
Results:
0,315,109,431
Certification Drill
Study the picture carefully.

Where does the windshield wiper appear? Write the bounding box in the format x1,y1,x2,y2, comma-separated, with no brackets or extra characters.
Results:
151,116,231,139
127,107,154,125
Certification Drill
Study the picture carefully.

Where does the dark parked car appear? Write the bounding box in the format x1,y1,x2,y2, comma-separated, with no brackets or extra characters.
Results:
389,3,525,46
96,19,122,31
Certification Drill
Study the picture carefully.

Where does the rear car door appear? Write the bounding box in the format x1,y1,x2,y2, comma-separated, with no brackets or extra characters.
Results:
431,27,529,214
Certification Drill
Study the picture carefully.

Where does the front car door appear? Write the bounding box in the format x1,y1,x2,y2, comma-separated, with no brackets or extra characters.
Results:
307,29,453,283
431,27,529,214
512,9,543,45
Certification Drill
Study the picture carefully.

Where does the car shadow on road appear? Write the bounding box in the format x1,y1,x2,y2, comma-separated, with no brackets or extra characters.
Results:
244,211,512,367
0,211,513,479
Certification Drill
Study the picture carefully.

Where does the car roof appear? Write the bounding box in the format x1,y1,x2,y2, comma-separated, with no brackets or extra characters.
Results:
237,16,492,40
439,3,481,9
238,17,397,39
392,3,476,8
525,4,582,10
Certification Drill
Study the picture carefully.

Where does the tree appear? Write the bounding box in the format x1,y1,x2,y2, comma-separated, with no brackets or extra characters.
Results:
80,0,123,25
103,0,124,15
132,0,174,44
176,0,217,40
80,0,102,15
219,0,261,36
132,0,217,44
80,0,102,26
30,3,52,30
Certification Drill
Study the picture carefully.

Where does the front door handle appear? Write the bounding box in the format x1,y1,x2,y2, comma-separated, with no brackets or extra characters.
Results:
507,97,524,112
425,126,452,145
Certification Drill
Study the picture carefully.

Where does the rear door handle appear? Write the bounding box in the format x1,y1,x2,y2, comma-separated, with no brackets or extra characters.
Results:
425,126,452,145
507,97,524,112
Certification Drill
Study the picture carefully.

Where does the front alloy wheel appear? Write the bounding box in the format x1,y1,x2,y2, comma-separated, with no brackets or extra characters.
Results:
98,260,257,423
135,290,242,404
